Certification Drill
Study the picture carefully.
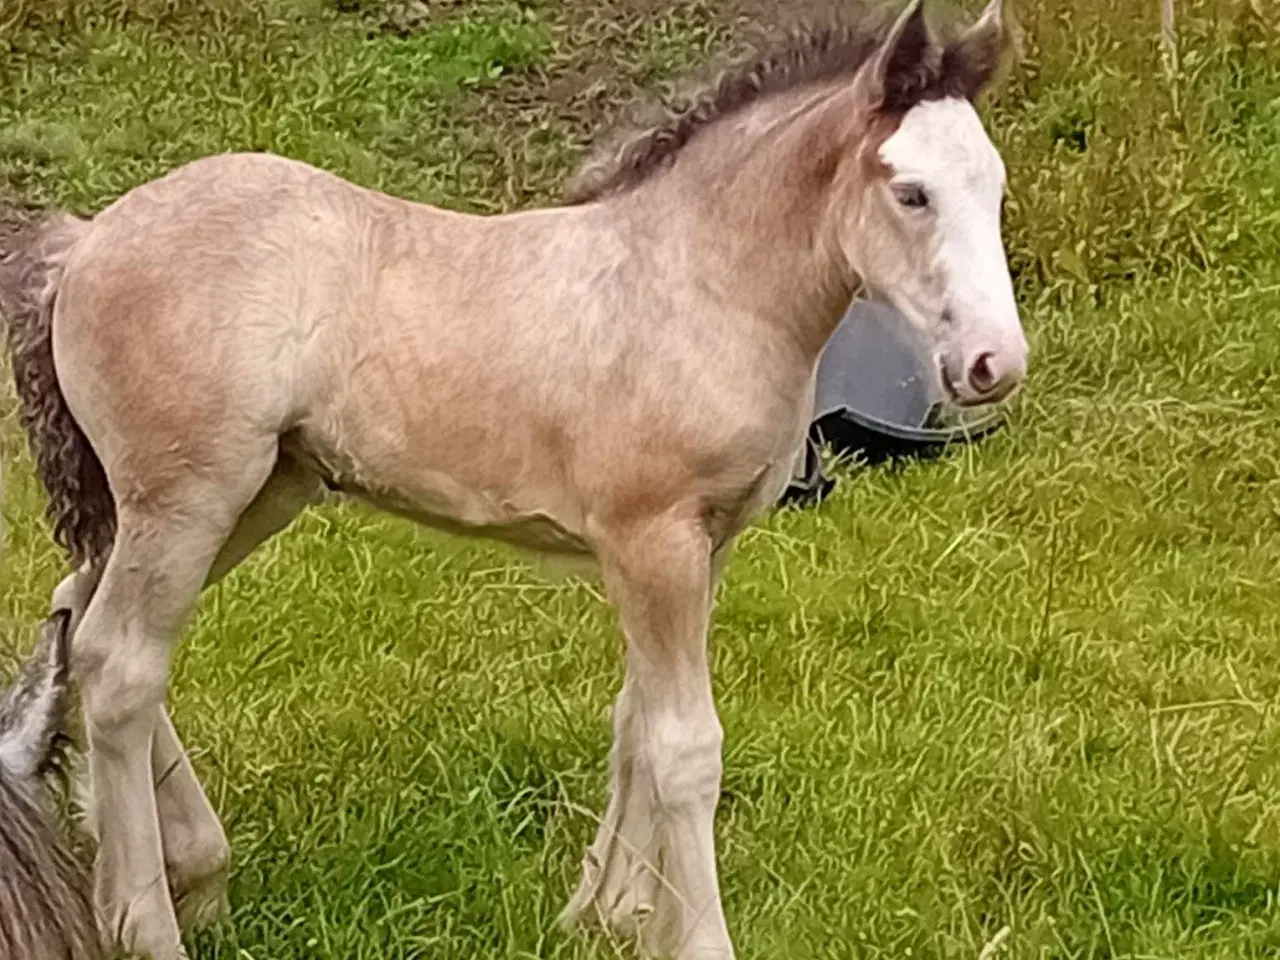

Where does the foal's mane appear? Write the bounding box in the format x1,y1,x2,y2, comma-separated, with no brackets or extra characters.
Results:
567,2,993,205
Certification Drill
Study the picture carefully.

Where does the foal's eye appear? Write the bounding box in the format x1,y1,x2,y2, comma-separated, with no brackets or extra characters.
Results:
893,184,929,210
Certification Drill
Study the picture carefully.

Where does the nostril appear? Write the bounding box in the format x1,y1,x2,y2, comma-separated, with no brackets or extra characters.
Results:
967,352,998,395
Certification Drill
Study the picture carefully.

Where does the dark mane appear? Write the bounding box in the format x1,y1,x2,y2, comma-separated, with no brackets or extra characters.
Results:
567,2,985,205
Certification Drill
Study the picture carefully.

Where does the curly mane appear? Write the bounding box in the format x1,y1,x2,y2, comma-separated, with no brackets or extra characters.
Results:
567,1,1002,204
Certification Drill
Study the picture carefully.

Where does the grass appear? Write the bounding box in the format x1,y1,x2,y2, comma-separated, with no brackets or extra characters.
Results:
1,0,1279,958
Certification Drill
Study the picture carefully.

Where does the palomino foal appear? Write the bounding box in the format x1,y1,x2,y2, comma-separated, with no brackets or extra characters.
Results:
0,1,1026,956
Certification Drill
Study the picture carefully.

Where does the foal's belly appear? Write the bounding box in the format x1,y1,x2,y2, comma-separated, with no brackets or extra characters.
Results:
283,423,593,558
355,486,592,557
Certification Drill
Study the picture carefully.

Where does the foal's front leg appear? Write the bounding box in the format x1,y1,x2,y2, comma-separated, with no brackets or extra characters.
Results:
563,518,733,959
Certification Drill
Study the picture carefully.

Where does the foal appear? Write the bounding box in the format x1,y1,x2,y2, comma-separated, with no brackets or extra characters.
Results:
0,1,1026,956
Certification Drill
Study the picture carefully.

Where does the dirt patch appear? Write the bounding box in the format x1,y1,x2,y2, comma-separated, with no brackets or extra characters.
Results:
453,0,825,206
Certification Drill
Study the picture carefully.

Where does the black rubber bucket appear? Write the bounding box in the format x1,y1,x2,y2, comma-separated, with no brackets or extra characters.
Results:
780,300,1006,507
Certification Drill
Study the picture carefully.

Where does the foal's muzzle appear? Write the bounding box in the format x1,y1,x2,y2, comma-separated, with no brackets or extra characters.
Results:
941,344,1026,407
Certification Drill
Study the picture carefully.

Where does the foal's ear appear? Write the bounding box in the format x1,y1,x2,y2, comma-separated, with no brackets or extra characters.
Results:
943,0,1015,101
859,0,940,113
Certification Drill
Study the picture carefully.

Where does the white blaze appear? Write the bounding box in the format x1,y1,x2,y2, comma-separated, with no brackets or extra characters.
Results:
878,97,1028,404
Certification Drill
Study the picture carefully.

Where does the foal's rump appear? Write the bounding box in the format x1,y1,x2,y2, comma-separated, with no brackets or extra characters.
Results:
2,153,371,565
51,156,363,469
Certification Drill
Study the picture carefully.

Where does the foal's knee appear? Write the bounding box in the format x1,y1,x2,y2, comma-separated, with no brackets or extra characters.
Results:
647,710,724,812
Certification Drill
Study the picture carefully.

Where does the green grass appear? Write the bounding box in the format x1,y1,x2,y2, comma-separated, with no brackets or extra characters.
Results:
2,1,1280,958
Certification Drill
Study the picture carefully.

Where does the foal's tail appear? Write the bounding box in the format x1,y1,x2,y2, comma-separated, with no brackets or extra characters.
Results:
0,201,115,569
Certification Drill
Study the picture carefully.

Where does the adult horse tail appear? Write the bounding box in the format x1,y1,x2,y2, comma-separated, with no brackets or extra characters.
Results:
0,202,115,569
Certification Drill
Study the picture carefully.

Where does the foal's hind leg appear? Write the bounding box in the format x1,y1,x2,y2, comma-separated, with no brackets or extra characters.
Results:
159,454,323,932
562,516,733,959
55,572,233,934
152,708,227,932
74,456,278,960
52,456,322,937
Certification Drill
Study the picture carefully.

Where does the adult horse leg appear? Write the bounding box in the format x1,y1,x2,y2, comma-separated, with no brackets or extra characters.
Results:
72,447,279,960
563,515,733,959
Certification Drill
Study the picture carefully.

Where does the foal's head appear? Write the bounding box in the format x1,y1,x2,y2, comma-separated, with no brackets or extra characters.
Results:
571,0,1028,407
838,0,1026,406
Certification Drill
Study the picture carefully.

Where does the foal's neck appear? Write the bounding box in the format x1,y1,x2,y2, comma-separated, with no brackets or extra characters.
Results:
624,83,862,362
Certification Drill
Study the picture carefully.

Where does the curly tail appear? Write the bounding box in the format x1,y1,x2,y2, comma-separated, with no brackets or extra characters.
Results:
0,201,115,569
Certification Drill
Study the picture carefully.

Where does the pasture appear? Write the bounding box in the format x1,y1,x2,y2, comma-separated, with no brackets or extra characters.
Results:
1,0,1277,957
